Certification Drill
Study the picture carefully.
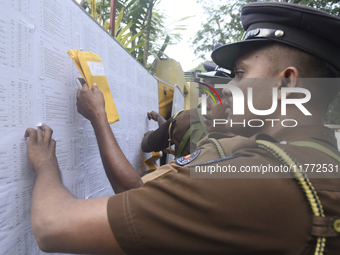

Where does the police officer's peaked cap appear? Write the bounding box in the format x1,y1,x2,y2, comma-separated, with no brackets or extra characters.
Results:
197,62,231,80
203,62,217,72
211,2,340,71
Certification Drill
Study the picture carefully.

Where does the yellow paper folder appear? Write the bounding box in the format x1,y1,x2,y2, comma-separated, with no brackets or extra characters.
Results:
68,50,119,124
142,151,163,175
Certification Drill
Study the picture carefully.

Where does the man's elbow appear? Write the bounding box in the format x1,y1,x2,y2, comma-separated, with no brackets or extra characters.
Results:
137,179,143,189
129,178,143,191
115,179,143,194
31,215,63,253
141,136,152,152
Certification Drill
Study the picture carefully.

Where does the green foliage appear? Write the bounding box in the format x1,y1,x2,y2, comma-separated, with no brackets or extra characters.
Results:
114,7,125,35
192,0,340,59
298,0,340,15
86,0,160,65
84,0,191,68
146,11,193,66
192,0,248,59
124,30,143,47
110,7,148,55
117,0,164,65
116,20,133,41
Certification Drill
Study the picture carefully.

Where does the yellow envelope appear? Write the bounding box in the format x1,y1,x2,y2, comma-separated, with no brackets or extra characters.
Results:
68,49,119,124
142,151,163,175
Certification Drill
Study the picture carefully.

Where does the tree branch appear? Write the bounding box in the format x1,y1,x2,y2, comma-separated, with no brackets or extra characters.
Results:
149,35,170,72
215,17,225,44
143,1,155,66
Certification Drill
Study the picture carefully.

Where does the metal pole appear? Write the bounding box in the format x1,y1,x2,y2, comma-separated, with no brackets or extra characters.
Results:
109,0,117,36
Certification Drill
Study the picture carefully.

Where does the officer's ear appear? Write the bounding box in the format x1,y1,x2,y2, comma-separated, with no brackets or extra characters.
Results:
277,66,300,100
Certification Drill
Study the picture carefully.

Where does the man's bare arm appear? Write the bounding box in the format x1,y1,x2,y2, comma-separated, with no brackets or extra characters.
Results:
76,83,143,193
26,126,125,254
147,111,166,126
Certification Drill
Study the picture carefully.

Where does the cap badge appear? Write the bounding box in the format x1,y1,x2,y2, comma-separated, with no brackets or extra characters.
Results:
274,30,285,38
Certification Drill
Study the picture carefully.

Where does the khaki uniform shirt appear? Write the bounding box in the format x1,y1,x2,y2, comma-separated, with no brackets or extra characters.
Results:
108,125,340,255
141,132,244,183
142,109,203,157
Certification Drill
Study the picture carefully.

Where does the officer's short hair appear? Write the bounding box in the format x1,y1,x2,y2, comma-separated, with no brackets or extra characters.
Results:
252,41,340,78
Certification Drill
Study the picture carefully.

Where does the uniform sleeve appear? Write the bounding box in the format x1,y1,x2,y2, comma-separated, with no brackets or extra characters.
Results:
171,109,202,156
172,109,200,146
141,109,200,154
106,159,312,255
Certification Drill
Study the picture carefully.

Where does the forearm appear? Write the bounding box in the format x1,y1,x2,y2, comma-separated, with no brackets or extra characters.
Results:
76,83,142,193
91,114,143,193
142,121,172,152
31,163,76,248
31,165,124,254
157,115,166,126
26,125,124,254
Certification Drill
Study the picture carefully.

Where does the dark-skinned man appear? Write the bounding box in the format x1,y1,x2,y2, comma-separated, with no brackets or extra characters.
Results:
25,2,340,254
141,64,235,158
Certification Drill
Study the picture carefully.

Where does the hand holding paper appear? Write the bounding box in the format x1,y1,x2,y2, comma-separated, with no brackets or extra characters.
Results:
68,50,119,124
76,82,107,123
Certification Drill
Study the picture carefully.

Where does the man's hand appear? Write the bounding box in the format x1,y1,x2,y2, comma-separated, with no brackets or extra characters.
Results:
147,111,160,121
25,125,59,173
147,111,166,126
76,82,142,193
163,147,175,155
25,125,125,254
76,82,106,123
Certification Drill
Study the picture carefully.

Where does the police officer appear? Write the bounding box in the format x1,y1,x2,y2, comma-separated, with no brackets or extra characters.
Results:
140,63,245,181
26,2,340,254
141,62,234,159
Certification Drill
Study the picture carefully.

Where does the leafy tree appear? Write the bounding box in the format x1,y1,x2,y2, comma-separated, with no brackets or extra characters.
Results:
192,0,248,60
114,7,146,53
147,13,193,72
122,0,162,66
125,1,192,68
192,0,340,59
80,0,191,69
79,0,128,33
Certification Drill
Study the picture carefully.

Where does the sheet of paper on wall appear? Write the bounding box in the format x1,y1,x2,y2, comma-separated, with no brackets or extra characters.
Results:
68,49,119,124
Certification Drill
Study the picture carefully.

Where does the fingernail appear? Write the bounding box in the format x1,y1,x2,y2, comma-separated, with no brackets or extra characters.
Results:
37,122,46,128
